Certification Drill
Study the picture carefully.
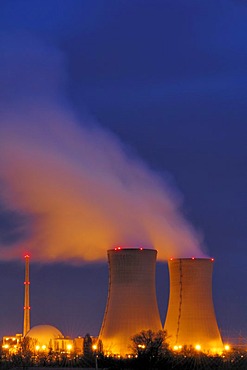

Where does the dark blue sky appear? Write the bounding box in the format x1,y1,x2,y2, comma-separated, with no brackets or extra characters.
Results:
0,0,247,342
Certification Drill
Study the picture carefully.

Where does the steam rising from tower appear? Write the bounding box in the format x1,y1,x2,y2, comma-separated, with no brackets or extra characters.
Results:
164,258,223,353
99,248,162,355
23,254,30,337
0,33,204,263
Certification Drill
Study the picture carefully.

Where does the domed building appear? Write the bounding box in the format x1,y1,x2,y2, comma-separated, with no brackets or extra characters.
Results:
26,325,64,352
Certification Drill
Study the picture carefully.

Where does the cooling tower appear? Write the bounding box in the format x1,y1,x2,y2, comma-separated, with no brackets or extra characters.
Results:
99,248,162,356
164,258,223,353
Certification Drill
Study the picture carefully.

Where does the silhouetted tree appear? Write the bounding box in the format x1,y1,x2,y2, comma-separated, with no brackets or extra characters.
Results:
82,333,96,368
131,329,170,369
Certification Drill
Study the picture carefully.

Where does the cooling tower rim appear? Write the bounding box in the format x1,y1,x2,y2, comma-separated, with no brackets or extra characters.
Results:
169,257,215,261
108,247,157,252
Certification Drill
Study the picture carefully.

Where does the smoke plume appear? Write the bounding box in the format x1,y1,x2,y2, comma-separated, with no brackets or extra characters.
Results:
0,34,204,262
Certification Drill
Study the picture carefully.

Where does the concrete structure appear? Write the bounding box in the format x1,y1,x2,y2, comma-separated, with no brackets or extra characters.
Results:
26,325,85,354
164,258,223,353
2,256,86,356
23,254,30,336
26,325,64,351
2,334,22,354
99,248,162,356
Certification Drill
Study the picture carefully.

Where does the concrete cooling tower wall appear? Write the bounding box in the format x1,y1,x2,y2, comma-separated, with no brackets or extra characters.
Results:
164,258,223,353
99,248,162,356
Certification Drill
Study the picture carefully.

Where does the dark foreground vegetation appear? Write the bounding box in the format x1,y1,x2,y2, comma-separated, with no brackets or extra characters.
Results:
1,349,247,370
1,330,247,369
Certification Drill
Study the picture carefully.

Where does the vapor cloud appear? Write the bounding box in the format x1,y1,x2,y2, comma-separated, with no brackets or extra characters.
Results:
0,34,204,262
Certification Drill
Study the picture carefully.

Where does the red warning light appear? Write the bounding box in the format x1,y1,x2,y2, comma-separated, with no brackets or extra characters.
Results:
139,247,143,251
211,258,215,262
170,257,173,261
192,257,195,260
24,254,30,258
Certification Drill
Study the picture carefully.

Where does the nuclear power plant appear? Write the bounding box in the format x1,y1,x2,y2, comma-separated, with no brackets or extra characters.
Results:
2,248,227,358
99,248,162,355
2,255,87,356
164,258,223,353
98,251,224,355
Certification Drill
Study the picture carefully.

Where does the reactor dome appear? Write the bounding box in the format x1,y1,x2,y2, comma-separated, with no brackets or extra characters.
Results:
26,325,63,350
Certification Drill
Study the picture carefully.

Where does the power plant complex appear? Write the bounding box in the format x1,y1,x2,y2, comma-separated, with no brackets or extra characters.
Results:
2,247,226,357
99,249,224,355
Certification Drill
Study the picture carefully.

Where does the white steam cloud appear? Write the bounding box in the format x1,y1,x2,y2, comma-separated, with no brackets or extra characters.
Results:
0,34,204,262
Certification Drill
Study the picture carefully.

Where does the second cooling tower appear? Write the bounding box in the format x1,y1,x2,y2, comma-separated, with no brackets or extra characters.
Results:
164,258,223,353
99,248,162,355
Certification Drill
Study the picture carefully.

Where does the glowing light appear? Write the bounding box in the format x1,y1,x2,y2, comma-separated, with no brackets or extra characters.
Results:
137,344,146,349
3,344,9,349
170,257,173,261
211,258,215,262
139,247,143,251
224,344,230,351
24,254,30,258
173,345,182,351
192,257,195,260
67,344,72,351
41,345,46,350
195,344,201,351
92,344,97,350
35,345,40,351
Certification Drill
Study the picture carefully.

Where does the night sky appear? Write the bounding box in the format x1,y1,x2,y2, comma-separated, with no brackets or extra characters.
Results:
0,0,247,343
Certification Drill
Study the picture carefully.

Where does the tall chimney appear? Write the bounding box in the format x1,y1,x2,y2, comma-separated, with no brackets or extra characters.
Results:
23,254,30,337
99,248,162,356
164,258,223,353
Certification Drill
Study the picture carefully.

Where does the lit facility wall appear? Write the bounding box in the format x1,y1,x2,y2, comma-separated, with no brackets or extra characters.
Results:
99,248,162,356
164,258,223,353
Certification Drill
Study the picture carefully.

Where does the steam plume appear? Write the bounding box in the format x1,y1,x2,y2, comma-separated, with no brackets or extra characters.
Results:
0,34,204,262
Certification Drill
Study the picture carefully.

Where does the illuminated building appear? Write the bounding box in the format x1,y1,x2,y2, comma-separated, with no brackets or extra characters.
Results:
1,256,84,356
99,248,162,356
73,336,84,355
164,258,223,353
26,325,64,352
2,334,22,354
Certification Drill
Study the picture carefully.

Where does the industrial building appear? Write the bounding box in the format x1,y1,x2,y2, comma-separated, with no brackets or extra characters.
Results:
1,255,85,356
164,258,223,353
99,248,162,356
2,249,227,357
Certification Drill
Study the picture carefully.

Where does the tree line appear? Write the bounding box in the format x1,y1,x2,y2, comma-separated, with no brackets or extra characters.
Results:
1,330,247,369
